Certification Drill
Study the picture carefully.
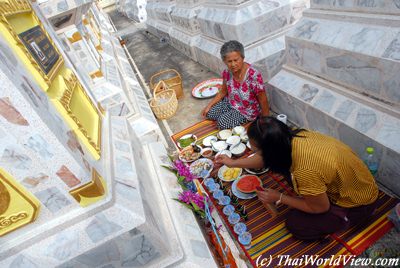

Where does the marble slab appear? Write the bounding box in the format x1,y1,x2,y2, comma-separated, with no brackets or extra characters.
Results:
310,0,400,15
197,0,309,46
285,18,400,108
269,68,400,195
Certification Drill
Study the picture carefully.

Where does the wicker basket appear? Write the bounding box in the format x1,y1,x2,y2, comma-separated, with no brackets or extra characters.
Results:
150,69,183,99
149,81,178,120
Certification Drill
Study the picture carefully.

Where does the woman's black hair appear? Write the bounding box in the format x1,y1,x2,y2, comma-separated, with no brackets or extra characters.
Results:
247,116,305,185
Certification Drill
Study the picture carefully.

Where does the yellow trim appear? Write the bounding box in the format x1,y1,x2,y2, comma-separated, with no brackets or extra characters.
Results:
69,168,106,207
0,168,41,236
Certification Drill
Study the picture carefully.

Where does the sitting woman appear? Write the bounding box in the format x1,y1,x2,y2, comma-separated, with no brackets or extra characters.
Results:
201,40,270,129
215,117,379,240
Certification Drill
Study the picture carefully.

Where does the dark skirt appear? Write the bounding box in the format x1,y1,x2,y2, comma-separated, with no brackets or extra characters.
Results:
285,201,378,240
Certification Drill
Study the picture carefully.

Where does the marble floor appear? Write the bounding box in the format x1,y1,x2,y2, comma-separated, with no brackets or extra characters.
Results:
106,6,400,264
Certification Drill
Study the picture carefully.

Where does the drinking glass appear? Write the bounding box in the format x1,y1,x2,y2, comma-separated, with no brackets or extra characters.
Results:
218,195,231,206
223,205,235,216
213,189,224,200
204,178,215,190
234,222,247,235
207,182,217,192
228,212,240,225
238,232,252,249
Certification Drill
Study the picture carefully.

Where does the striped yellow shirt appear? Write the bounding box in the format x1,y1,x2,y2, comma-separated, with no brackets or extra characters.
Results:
291,131,378,208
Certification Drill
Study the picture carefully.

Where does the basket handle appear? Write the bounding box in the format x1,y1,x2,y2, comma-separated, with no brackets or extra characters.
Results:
153,80,168,99
150,69,181,88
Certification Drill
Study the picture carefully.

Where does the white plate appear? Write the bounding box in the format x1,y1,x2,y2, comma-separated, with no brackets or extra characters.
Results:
202,135,217,147
217,165,242,182
178,145,201,163
232,179,257,200
177,134,197,149
190,158,214,178
192,78,222,99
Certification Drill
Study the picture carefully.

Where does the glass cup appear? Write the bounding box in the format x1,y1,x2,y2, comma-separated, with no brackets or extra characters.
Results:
234,222,247,235
238,232,252,249
204,178,215,190
207,182,217,192
213,190,224,200
218,195,231,206
228,212,240,225
223,205,235,216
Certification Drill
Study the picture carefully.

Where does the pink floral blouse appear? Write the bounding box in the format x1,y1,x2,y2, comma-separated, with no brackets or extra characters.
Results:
222,65,265,120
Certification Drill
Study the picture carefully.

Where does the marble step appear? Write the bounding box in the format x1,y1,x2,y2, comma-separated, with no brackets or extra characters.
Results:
285,17,400,108
146,0,175,24
196,0,308,46
269,67,400,196
310,0,400,15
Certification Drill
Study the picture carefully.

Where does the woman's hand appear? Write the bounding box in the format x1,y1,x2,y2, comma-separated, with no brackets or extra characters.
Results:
256,188,280,204
214,155,235,167
201,105,211,118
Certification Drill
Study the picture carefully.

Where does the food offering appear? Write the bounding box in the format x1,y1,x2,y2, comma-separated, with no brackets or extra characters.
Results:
236,175,262,193
177,134,197,148
192,78,222,99
200,147,214,159
190,158,214,178
179,145,201,162
232,126,246,136
218,165,242,182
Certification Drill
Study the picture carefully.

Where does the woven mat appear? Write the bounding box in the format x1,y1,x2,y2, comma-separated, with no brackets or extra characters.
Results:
171,120,398,267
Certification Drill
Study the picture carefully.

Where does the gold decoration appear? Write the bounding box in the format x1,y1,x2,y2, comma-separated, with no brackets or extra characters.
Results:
0,168,40,236
0,0,64,86
69,168,106,207
59,71,102,156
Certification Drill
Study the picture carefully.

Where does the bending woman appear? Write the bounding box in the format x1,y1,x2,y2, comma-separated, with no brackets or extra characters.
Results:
216,117,379,240
201,40,270,129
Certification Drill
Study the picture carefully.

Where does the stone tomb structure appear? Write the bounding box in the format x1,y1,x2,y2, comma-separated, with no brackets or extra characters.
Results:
268,0,400,195
146,0,309,80
0,1,217,267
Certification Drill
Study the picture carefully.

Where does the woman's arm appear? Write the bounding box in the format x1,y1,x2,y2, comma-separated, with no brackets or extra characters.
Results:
257,91,270,117
215,152,264,169
201,83,228,117
257,189,330,214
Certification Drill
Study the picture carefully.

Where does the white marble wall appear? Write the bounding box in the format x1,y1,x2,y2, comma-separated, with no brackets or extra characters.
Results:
192,0,309,78
118,0,148,22
311,0,400,14
269,3,400,195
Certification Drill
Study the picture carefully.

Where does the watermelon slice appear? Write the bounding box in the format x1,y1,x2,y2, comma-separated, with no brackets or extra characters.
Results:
237,175,262,193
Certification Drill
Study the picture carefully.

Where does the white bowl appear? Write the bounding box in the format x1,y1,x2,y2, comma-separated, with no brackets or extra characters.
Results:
218,129,232,140
233,126,245,135
230,143,246,157
200,147,214,158
240,133,249,143
202,135,217,147
215,150,232,158
226,135,241,146
212,140,228,152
